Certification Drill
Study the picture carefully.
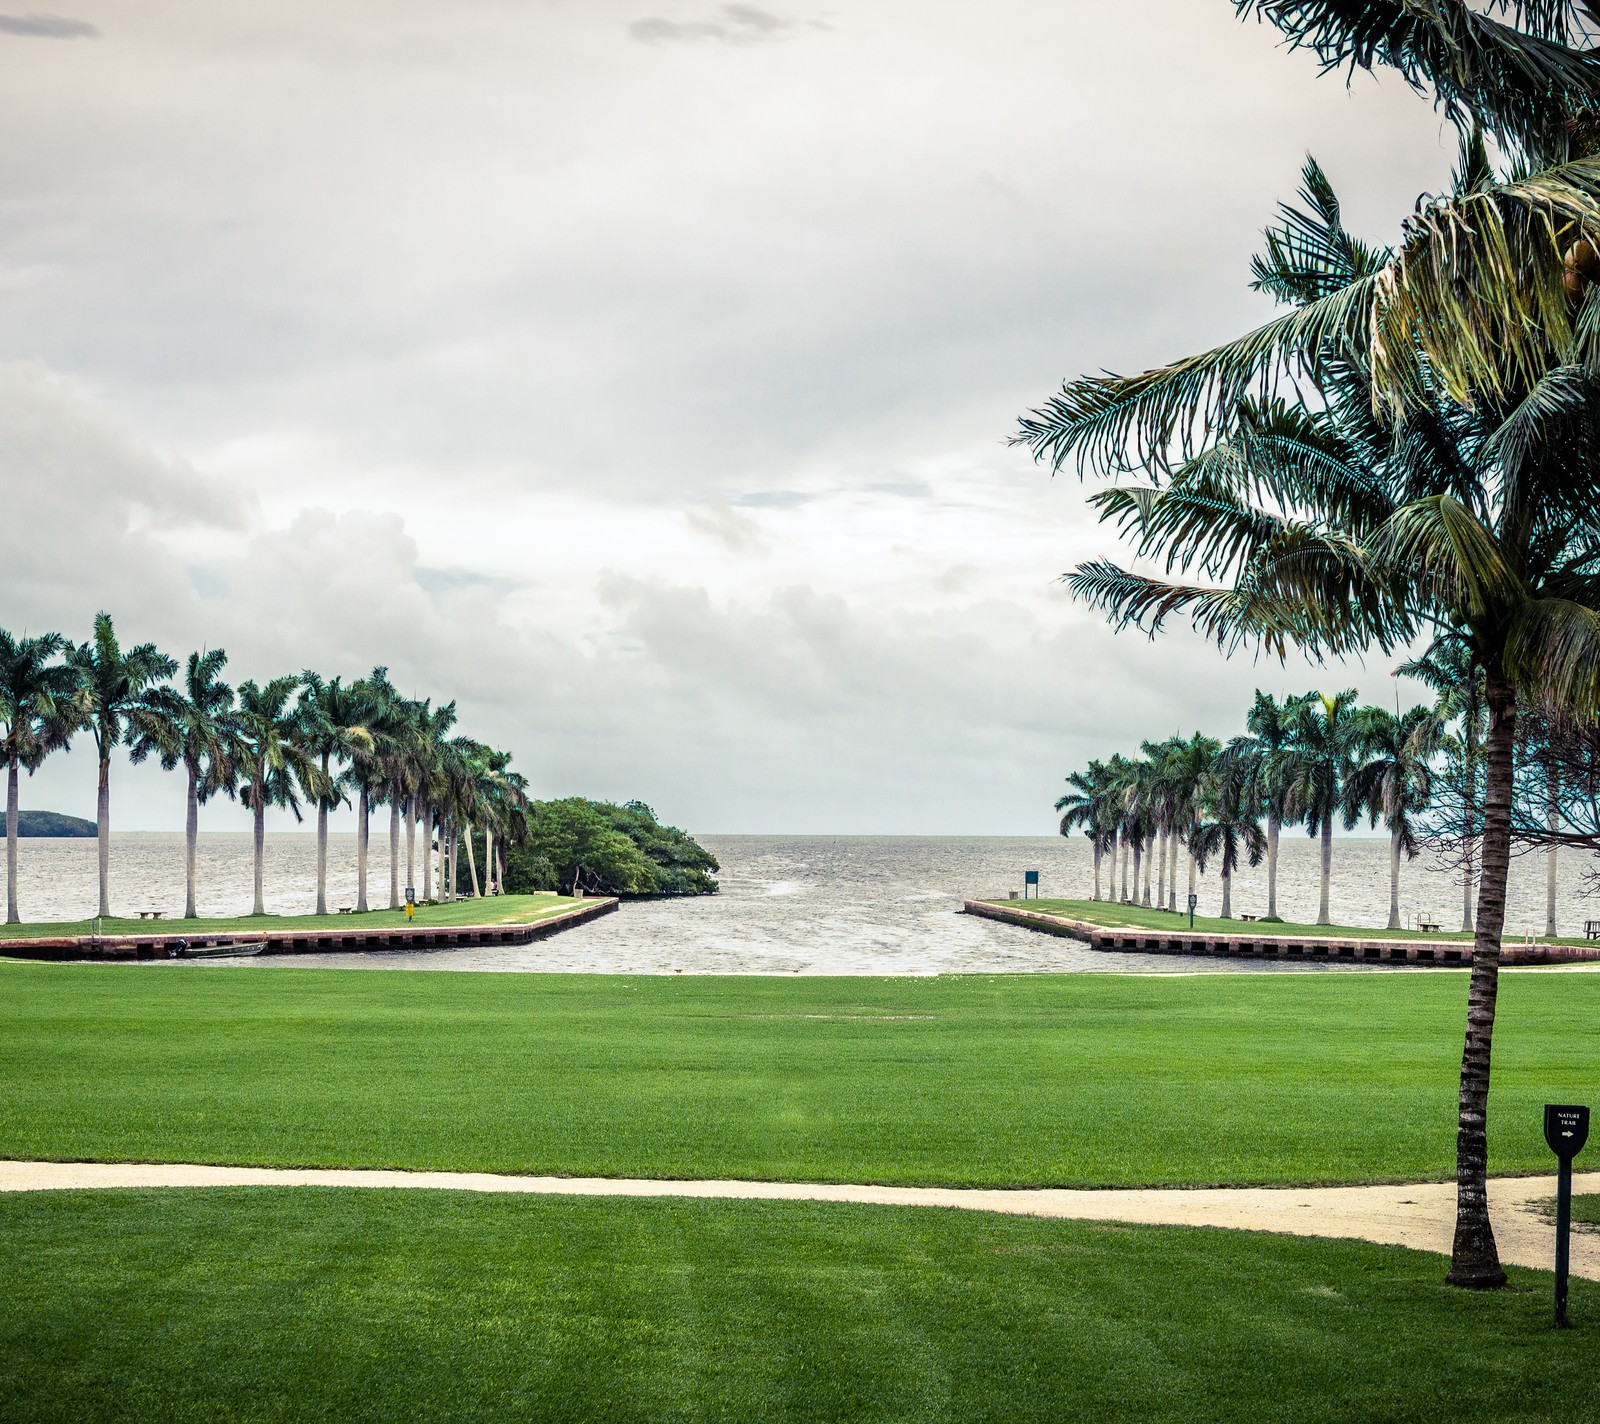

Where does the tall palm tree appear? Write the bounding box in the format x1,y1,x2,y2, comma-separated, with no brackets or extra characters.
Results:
1398,638,1485,931
347,667,400,914
1189,760,1267,920
1279,691,1363,926
1345,705,1443,930
296,673,378,916
69,613,177,918
1162,734,1221,913
235,676,320,916
132,649,241,919
1224,691,1307,921
1057,760,1117,900
1015,49,1600,1284
0,630,78,924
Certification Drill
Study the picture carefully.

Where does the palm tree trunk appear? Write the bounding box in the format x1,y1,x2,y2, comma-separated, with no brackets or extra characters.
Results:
1388,827,1402,931
252,794,266,916
1155,830,1168,910
1266,812,1280,919
404,795,416,899
1131,838,1143,906
1120,834,1130,901
448,824,457,901
422,809,433,902
1220,867,1232,919
1446,670,1514,1290
1141,836,1152,905
1546,768,1560,939
388,799,401,910
484,824,495,896
497,843,506,895
464,820,482,898
1169,836,1178,911
184,766,199,919
315,753,330,917
96,755,111,918
1091,840,1102,901
356,786,370,914
7,753,20,924
1187,846,1197,910
1462,710,1478,934
1317,814,1333,925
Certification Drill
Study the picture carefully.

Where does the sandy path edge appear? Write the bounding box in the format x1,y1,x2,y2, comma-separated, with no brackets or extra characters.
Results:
3,1160,1597,1279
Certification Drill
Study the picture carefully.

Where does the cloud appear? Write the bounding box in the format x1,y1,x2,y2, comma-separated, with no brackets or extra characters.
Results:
685,502,771,555
629,4,798,45
0,12,98,38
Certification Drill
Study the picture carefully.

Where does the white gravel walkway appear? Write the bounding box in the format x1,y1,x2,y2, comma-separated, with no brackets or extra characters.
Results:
3,1160,1597,1279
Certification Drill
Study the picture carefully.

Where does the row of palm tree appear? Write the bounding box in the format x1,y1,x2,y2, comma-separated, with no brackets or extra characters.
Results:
1059,690,1439,929
0,615,529,923
1018,0,1600,1290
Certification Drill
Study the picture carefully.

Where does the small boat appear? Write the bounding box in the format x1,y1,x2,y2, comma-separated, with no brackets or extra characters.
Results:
175,940,265,959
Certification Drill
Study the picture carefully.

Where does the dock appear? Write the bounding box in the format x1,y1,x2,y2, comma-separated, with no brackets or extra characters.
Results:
964,900,1600,968
0,897,619,963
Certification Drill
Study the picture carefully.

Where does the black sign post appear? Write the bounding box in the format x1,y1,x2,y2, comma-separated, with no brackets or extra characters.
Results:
1187,893,1198,929
1023,870,1039,901
1544,1104,1590,1328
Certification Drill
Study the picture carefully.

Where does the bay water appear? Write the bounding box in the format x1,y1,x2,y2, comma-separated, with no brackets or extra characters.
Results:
9,832,1597,974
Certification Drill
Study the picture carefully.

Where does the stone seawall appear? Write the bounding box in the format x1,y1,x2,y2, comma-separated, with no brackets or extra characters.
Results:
0,897,619,963
964,899,1600,968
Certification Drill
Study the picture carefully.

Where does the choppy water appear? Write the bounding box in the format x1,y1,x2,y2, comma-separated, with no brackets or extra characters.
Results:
9,831,1597,974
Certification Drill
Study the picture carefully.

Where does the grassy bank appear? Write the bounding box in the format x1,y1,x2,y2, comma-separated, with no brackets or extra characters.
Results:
1010,896,1576,944
1,965,1593,1186
0,893,583,942
0,1190,1590,1424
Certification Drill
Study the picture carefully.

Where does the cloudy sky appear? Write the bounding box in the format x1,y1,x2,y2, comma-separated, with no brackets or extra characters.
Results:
2,1,1462,834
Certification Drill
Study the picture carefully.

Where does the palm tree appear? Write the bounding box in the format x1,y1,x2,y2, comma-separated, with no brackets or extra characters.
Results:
1057,760,1117,900
296,673,378,916
346,667,400,914
1399,638,1484,931
133,650,241,918
1015,64,1600,1283
68,613,177,918
0,630,78,924
1277,691,1363,926
1345,705,1443,930
1224,692,1307,921
1189,761,1267,920
1161,734,1220,913
235,676,320,916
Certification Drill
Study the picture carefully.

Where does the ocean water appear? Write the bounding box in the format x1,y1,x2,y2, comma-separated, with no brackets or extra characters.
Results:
9,831,1597,974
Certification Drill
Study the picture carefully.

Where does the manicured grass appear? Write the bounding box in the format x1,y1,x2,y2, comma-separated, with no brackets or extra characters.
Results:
2,965,1596,1187
0,1189,1593,1424
0,892,583,941
1572,1194,1600,1228
1017,896,1510,943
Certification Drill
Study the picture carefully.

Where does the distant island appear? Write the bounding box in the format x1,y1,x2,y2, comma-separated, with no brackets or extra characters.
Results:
0,811,96,838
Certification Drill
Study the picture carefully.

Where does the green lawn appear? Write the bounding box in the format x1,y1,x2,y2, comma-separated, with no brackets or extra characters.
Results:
0,1190,1591,1424
0,892,584,942
2,965,1596,1187
1011,896,1586,944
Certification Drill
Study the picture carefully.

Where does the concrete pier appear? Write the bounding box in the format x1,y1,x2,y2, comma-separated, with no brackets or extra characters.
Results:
0,897,619,963
964,899,1600,968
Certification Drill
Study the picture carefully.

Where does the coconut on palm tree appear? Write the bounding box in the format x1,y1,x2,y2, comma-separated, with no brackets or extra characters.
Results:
235,676,320,916
1345,705,1443,930
68,612,177,918
0,629,79,924
133,649,241,918
1016,0,1600,1283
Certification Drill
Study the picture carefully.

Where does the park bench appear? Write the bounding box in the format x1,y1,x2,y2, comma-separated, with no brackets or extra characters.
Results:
1239,914,1258,923
1586,920,1600,941
338,907,354,914
136,910,164,921
1418,920,1441,933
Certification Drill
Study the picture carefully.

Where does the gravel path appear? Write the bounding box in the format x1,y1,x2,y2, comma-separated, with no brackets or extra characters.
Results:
3,1160,1596,1278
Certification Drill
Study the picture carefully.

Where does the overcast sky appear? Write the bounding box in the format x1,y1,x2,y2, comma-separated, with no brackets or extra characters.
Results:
2,1,1463,834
